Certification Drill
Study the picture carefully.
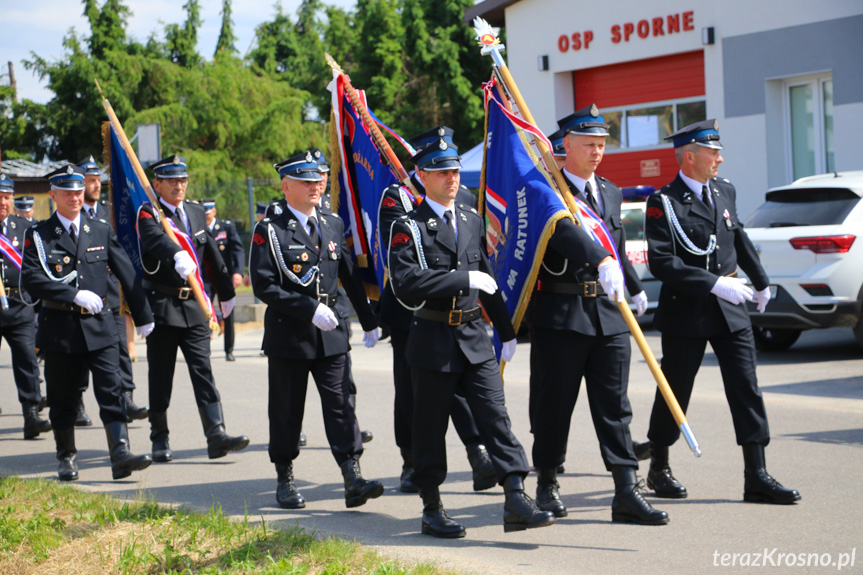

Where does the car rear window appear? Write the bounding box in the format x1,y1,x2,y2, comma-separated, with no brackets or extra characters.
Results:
746,188,860,228
621,207,645,240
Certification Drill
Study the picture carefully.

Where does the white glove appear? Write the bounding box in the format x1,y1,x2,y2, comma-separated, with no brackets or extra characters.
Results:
711,276,755,305
468,271,498,294
631,290,648,317
363,329,380,348
501,339,517,363
220,297,235,319
136,322,155,338
74,290,104,314
173,250,197,279
597,258,625,303
755,286,771,313
311,303,338,331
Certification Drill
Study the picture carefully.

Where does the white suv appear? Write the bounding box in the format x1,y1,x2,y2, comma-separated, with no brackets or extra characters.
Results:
742,171,863,350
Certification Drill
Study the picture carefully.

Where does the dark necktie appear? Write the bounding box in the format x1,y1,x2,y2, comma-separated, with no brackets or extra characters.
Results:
308,215,319,250
444,211,457,243
701,185,714,218
87,206,95,218
69,222,78,245
0,221,5,237
584,181,601,217
175,208,187,233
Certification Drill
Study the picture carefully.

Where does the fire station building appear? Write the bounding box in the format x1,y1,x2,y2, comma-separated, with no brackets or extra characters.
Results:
465,0,863,216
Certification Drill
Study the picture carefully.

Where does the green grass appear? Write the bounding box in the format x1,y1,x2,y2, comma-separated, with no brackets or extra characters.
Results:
0,476,458,574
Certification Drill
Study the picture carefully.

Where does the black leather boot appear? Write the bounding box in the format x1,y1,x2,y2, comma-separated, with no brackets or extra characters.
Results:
104,421,152,480
54,427,78,481
340,458,384,508
503,474,556,533
611,467,669,525
419,487,466,538
275,462,306,509
124,391,149,422
742,444,801,504
399,448,419,493
38,396,48,412
466,443,497,491
198,403,250,459
74,396,92,427
632,440,651,461
23,402,51,439
149,411,172,462
536,467,567,517
647,443,687,499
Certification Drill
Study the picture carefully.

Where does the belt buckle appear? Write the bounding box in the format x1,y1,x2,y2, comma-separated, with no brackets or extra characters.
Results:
583,281,598,297
319,294,331,306
80,305,90,315
178,287,191,300
448,309,462,326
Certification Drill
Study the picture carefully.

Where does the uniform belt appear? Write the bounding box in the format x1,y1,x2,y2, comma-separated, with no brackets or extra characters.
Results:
42,299,105,315
4,287,20,299
536,280,605,297
414,306,482,326
317,292,338,307
142,279,193,300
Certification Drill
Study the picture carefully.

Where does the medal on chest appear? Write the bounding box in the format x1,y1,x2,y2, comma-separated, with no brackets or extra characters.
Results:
328,241,337,260
723,209,732,229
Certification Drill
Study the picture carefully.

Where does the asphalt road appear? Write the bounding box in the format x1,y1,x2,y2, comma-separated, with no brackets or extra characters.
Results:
1,320,861,575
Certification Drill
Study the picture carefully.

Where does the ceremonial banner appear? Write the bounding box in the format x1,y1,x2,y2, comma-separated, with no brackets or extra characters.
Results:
329,71,405,297
479,86,571,357
106,123,150,276
105,123,217,324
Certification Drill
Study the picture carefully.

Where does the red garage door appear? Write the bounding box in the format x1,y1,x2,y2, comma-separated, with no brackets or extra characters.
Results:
573,50,705,189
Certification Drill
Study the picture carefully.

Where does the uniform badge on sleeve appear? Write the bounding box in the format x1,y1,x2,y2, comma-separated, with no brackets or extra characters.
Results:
252,233,265,246
646,206,664,220
382,197,398,208
391,233,410,247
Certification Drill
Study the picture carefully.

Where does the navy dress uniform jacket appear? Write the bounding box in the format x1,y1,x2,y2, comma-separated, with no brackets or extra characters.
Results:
1,215,37,327
645,175,769,338
249,208,377,359
388,199,515,371
138,200,235,328
21,213,153,353
378,183,477,331
209,218,245,276
529,175,642,336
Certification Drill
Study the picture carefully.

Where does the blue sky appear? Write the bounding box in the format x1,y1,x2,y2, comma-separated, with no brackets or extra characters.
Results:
1,0,355,104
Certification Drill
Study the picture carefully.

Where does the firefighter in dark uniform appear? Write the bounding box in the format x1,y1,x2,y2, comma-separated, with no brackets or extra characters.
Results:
0,173,51,439
14,195,36,222
202,198,245,361
388,137,555,538
249,151,384,510
378,126,496,494
21,164,154,481
137,154,249,463
640,119,800,504
527,104,665,525
79,156,148,421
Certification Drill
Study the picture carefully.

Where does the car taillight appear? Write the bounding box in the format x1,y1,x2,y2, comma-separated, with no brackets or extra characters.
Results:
789,235,856,253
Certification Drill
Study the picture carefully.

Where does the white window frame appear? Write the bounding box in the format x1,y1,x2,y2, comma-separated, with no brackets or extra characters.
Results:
603,96,706,154
782,72,833,181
